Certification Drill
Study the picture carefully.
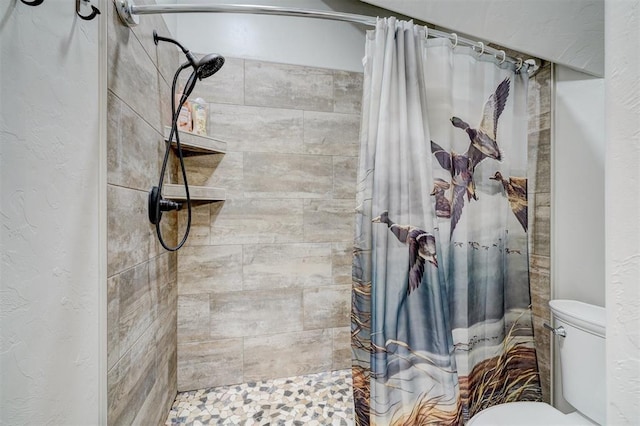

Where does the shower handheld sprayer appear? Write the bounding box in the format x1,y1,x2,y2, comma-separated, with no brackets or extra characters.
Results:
151,30,225,251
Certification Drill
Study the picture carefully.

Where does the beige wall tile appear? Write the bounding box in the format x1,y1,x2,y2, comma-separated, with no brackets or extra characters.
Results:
177,294,211,343
131,365,168,426
332,327,352,370
303,111,360,157
332,242,353,286
528,65,552,119
107,275,120,371
333,156,358,199
107,89,122,172
178,339,243,391
150,251,177,321
529,111,551,134
532,193,551,257
245,61,334,111
178,245,243,294
210,199,304,245
244,330,333,381
177,203,211,246
131,373,166,426
107,94,162,191
155,308,177,391
303,286,351,330
243,243,332,290
532,315,552,403
107,185,151,277
209,289,303,339
209,104,303,154
107,326,156,426
303,199,354,243
528,129,551,194
135,310,177,425
243,153,333,199
117,262,153,359
530,255,551,320
333,70,363,114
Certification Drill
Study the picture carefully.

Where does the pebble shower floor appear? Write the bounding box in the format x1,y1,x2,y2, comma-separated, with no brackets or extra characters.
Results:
165,369,354,425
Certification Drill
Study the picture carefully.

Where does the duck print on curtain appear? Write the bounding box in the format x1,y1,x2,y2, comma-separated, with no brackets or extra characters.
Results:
351,18,541,425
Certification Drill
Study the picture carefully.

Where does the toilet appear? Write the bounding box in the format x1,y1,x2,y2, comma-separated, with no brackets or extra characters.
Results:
468,299,606,425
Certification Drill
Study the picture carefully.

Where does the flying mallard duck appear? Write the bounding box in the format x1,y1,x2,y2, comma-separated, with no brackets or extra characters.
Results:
490,171,528,232
450,77,510,166
431,140,475,237
371,211,437,294
430,178,452,218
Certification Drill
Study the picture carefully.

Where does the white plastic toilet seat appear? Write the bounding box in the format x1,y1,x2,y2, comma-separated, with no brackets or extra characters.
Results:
467,402,597,425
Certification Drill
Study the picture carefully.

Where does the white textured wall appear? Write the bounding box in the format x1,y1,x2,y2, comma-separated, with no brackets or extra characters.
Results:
0,1,105,424
362,0,604,77
605,0,640,423
553,65,605,305
174,0,400,72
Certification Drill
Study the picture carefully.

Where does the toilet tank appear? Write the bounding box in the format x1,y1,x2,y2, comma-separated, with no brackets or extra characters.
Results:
550,300,606,425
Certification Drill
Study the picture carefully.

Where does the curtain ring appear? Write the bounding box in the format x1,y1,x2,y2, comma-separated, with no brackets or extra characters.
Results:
496,50,506,64
450,33,458,49
475,41,485,56
516,58,523,72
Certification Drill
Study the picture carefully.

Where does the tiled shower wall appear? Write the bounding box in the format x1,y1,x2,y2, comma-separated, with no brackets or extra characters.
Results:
527,62,552,403
175,59,363,391
106,1,179,424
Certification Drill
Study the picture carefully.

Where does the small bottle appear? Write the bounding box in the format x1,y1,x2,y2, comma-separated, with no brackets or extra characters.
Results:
191,98,208,136
175,91,192,132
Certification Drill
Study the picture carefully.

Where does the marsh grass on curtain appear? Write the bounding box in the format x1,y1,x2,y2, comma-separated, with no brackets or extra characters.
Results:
351,18,542,425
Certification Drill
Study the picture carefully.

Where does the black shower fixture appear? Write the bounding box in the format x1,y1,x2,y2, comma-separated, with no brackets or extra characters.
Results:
151,31,225,251
153,31,225,100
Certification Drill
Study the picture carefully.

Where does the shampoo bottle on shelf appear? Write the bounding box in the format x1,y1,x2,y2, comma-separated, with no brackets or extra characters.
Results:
176,91,192,132
192,98,208,136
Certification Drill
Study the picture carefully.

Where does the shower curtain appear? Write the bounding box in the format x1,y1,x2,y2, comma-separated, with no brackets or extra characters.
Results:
351,18,541,425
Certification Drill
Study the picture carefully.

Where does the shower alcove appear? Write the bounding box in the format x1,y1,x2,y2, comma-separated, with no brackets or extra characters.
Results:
105,2,551,425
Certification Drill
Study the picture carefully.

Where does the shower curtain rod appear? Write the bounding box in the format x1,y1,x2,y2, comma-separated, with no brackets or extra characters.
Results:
115,1,538,75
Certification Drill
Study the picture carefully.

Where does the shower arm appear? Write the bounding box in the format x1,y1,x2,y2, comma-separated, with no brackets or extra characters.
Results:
115,1,539,76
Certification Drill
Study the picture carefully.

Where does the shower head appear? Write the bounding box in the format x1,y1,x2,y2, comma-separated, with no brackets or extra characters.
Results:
178,53,225,101
195,53,225,80
178,54,223,104
153,30,225,80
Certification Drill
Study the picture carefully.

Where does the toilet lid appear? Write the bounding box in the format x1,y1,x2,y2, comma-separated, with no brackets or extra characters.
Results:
467,402,594,426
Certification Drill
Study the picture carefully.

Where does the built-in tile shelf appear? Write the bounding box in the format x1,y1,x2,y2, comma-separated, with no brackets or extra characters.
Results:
163,184,226,202
164,126,227,155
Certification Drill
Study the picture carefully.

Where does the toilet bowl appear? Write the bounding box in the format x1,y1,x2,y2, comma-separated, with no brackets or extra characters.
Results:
467,300,606,425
